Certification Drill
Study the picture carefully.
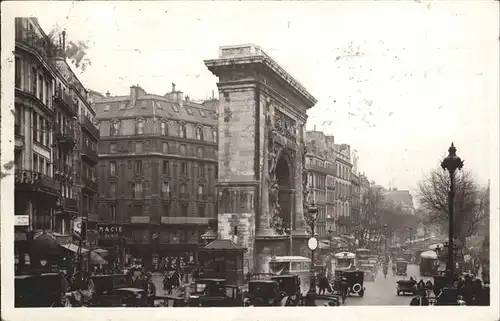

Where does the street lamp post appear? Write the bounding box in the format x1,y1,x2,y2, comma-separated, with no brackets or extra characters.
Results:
440,142,464,281
383,224,388,263
305,200,319,301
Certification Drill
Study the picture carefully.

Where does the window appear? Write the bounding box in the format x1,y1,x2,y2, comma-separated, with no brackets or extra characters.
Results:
33,154,39,172
197,147,204,158
180,144,187,156
162,181,170,194
140,100,147,109
198,205,205,217
212,127,218,143
163,204,170,217
196,127,204,140
134,160,142,174
15,57,21,88
180,183,187,194
110,205,117,221
186,107,194,115
110,121,120,136
198,185,205,199
32,111,38,142
181,162,188,176
31,67,37,94
104,105,110,112
160,122,167,135
198,164,205,177
110,143,117,153
162,142,169,153
179,124,186,138
110,183,117,196
135,181,143,197
135,142,143,153
182,203,189,217
110,161,117,176
162,160,169,174
136,120,144,135
38,74,43,100
44,80,50,106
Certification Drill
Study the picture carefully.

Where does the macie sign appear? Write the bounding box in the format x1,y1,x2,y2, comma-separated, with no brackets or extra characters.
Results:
97,224,123,239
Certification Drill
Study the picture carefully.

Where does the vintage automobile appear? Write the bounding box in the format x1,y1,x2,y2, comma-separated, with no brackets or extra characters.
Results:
334,270,366,297
243,280,284,306
271,275,302,306
153,294,186,307
194,284,243,307
432,271,447,297
396,260,409,276
15,273,64,307
396,279,417,296
359,264,376,282
420,251,439,276
98,287,148,307
187,278,227,306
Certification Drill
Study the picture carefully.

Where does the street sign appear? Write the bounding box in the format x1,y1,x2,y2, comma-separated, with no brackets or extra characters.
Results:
308,237,318,251
14,215,29,226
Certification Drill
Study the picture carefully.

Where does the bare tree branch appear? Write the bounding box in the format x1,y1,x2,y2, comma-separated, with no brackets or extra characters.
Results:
418,168,487,240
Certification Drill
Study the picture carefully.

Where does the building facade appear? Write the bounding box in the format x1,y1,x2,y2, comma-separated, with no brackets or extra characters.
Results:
333,144,353,235
93,84,218,270
304,131,336,239
14,17,98,274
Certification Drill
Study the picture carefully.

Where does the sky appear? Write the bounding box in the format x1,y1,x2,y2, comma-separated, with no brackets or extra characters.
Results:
5,1,498,195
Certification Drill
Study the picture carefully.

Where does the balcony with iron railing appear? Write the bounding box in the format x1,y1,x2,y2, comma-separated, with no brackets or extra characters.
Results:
58,196,78,210
81,115,99,140
15,24,53,61
54,126,77,150
307,163,336,176
53,161,73,177
15,169,61,197
81,145,99,164
82,176,98,193
54,88,78,116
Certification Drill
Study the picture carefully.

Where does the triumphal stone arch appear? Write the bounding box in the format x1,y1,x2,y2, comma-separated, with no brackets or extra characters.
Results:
204,44,317,273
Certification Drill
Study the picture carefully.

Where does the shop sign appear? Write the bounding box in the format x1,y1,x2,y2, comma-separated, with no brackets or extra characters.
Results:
130,216,150,224
14,215,29,226
97,223,123,239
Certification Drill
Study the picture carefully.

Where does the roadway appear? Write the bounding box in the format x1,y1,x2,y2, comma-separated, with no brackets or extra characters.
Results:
345,263,433,306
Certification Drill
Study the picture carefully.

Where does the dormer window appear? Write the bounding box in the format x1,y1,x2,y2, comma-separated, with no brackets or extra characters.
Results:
186,107,194,115
140,100,148,109
172,104,179,113
196,127,204,140
119,103,126,110
179,123,186,138
155,101,163,109
104,105,110,112
199,110,206,118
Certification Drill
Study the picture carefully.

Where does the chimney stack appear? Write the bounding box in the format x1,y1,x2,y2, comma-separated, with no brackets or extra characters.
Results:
172,83,176,93
106,91,111,98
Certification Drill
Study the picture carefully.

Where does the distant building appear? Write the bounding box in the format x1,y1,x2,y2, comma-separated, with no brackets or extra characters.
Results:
332,143,354,234
93,83,218,270
384,188,415,215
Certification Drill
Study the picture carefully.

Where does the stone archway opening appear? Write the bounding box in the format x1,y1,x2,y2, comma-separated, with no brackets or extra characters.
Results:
275,153,293,230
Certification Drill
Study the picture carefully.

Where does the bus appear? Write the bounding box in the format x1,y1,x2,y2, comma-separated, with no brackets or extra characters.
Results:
334,252,356,271
268,256,311,295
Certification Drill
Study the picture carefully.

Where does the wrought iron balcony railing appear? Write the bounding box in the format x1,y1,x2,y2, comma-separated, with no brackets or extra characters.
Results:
54,88,78,116
15,169,61,195
81,145,99,164
54,127,77,150
82,176,98,193
15,25,53,60
81,115,99,139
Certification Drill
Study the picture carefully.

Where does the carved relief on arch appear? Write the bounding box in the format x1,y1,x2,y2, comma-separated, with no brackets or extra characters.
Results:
110,118,120,124
135,117,145,123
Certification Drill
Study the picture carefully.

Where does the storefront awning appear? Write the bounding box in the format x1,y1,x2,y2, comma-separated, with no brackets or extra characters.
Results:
202,239,246,251
61,243,89,253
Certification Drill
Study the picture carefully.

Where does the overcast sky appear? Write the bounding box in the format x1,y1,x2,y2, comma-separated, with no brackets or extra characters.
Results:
6,1,498,195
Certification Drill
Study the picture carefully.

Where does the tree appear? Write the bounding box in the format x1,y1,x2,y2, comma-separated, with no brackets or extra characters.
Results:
418,168,487,245
47,27,92,72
